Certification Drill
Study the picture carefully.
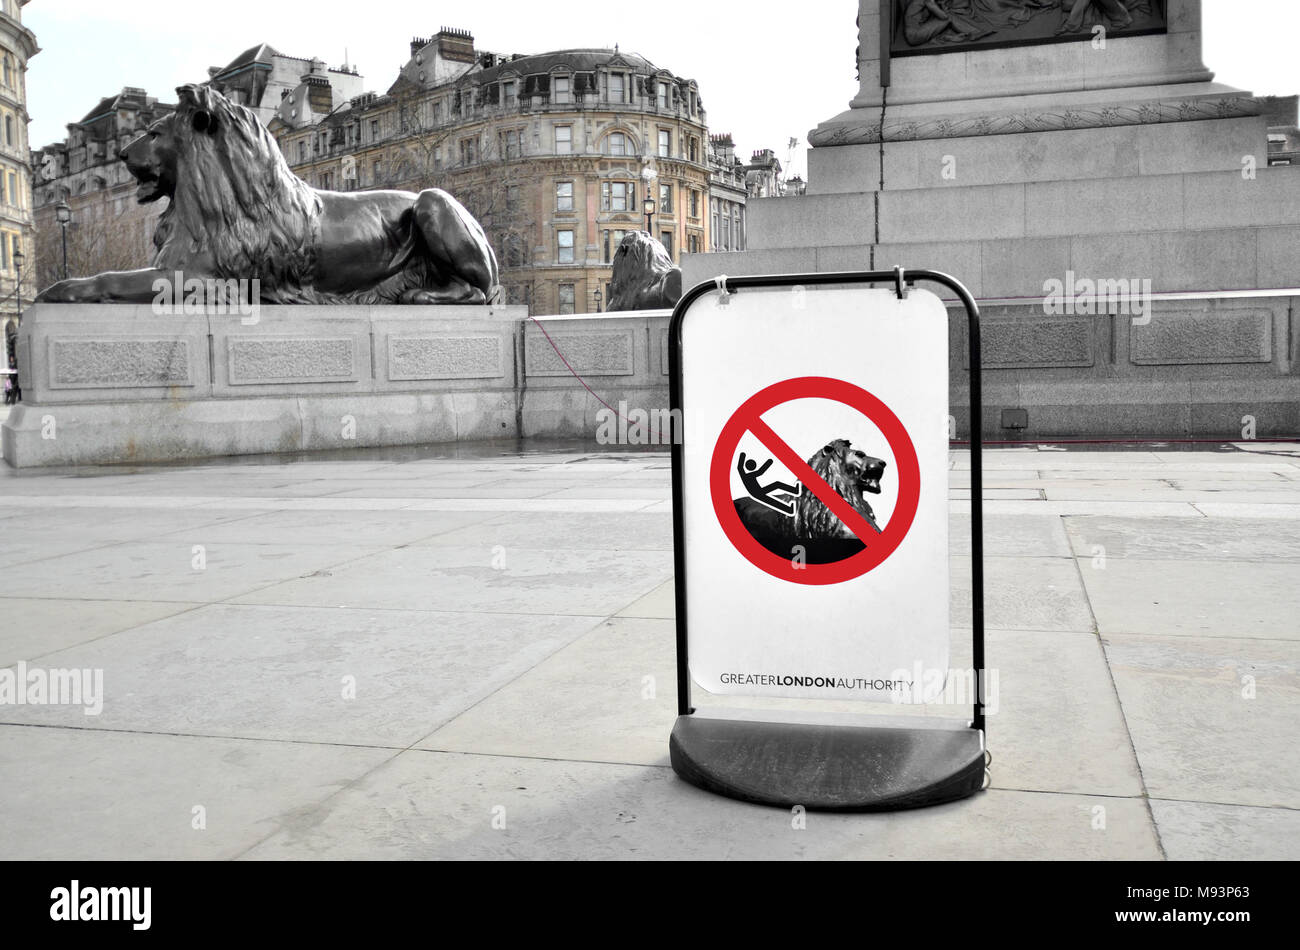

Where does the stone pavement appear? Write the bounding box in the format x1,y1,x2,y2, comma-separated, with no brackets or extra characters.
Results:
0,439,1297,860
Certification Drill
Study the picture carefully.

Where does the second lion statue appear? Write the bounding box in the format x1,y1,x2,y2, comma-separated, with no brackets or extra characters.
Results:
37,84,500,306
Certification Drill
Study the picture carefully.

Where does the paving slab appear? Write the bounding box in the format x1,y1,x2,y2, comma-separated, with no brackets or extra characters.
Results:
0,604,602,747
0,598,202,668
0,726,393,860
413,511,674,552
949,513,1072,557
1150,799,1300,860
952,555,1095,632
423,619,1141,798
239,750,1161,860
1104,634,1300,808
232,544,673,616
1078,559,1300,639
0,540,391,604
1064,516,1300,561
152,508,500,547
616,579,675,618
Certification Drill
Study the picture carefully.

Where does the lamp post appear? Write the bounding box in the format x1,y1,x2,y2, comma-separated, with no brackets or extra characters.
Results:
13,246,23,324
643,195,655,235
593,285,602,313
56,200,72,280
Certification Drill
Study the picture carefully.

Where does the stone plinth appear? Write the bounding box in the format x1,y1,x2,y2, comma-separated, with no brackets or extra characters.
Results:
679,0,1300,440
3,305,673,468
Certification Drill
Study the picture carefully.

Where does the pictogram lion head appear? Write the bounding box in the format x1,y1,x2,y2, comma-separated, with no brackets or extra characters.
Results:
795,439,887,539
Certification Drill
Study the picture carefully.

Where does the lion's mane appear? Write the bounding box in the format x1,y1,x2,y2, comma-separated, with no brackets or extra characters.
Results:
607,231,682,311
153,84,322,303
795,440,881,539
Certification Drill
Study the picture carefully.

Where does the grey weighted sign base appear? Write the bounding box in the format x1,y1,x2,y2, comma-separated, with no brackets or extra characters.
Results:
669,716,986,812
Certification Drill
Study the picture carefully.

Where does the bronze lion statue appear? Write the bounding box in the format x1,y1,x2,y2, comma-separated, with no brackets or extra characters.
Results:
606,230,682,311
36,84,499,306
735,439,886,563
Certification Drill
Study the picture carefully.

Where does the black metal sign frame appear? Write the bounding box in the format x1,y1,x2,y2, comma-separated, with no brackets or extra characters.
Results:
666,269,986,811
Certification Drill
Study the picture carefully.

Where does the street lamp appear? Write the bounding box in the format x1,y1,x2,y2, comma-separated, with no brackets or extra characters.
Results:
593,285,602,313
13,246,23,324
55,200,72,280
643,195,655,234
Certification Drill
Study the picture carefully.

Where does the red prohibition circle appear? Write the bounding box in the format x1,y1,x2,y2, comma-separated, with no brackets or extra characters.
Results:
710,376,921,586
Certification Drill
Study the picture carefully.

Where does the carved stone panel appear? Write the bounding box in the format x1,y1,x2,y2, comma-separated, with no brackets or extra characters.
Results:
388,334,506,381
890,0,1168,57
49,338,195,389
227,337,358,385
525,329,636,378
1130,310,1272,365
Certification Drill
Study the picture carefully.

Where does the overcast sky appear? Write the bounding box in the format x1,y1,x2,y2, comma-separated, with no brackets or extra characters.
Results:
21,1,1298,179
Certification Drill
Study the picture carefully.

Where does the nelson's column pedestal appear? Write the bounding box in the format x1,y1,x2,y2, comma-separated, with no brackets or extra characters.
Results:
681,0,1300,440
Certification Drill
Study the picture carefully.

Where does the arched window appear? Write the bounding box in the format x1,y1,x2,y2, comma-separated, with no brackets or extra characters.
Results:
4,115,12,147
604,131,628,156
2,56,11,88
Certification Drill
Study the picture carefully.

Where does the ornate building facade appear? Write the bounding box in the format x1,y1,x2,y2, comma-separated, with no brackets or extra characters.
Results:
1,0,36,340
273,30,714,314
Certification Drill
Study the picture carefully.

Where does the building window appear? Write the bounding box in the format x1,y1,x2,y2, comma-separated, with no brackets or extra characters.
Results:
321,171,333,190
556,180,573,211
608,72,625,104
606,131,626,156
558,283,575,315
688,234,699,254
712,207,721,247
689,190,700,218
661,230,674,260
297,141,306,163
2,56,10,88
603,229,627,263
4,115,12,147
659,183,672,215
689,137,699,162
554,125,572,154
503,80,517,108
657,82,669,109
553,76,571,104
370,119,380,140
657,129,670,158
7,171,15,206
601,180,634,212
372,159,382,183
507,184,521,212
501,128,520,160
557,229,574,264
459,137,477,165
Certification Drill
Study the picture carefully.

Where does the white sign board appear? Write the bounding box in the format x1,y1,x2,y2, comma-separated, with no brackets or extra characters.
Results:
680,284,949,701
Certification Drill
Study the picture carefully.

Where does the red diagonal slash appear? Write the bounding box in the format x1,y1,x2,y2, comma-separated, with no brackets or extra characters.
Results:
744,412,880,545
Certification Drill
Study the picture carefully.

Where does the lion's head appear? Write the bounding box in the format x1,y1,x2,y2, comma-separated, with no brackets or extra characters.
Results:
126,83,321,301
119,114,181,204
607,230,683,311
795,439,887,540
